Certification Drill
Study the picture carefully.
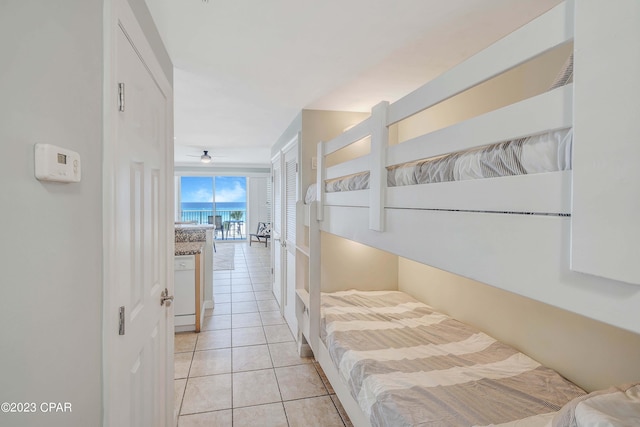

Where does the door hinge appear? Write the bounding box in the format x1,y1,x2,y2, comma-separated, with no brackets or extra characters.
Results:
118,306,125,335
271,267,273,275
118,83,125,112
296,163,299,173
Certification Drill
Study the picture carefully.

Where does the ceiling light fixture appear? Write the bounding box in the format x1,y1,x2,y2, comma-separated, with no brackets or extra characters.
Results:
200,150,212,163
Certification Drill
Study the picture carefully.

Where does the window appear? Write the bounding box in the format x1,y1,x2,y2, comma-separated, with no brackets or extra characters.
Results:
214,176,247,239
179,176,214,224
178,176,247,240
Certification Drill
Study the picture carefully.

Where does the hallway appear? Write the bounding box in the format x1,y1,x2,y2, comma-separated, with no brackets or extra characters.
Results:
174,242,352,426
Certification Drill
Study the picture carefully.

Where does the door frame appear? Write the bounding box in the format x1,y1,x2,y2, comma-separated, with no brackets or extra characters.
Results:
271,151,284,310
102,0,174,425
281,135,299,329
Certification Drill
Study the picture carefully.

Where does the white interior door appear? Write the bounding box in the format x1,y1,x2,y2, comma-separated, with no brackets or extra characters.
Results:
271,155,283,307
105,1,173,425
283,141,298,330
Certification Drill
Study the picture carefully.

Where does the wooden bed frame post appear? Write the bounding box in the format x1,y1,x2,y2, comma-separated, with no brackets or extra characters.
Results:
316,141,325,222
571,0,640,286
369,101,389,231
308,200,320,354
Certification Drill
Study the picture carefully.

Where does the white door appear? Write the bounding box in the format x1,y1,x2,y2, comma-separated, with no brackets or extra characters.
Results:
283,141,298,330
271,154,283,307
104,1,173,425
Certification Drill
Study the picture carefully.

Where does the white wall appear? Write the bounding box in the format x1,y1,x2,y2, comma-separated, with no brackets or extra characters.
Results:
299,110,370,193
398,258,640,392
321,233,397,293
271,112,302,158
247,177,270,235
0,2,104,426
396,43,573,144
0,1,171,426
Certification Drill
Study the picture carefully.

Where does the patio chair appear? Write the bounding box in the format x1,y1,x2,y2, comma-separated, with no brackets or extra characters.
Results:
249,222,271,247
213,215,224,240
208,215,225,252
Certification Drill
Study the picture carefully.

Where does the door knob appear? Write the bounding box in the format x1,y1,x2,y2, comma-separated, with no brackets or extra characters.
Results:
161,288,174,307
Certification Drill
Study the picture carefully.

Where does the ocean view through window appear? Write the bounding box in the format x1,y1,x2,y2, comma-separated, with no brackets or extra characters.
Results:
179,176,247,239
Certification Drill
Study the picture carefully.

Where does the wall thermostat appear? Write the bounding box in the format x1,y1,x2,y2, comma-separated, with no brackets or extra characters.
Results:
35,143,81,183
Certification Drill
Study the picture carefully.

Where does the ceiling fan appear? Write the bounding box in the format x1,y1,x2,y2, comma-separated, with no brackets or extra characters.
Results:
186,150,225,163
199,150,212,163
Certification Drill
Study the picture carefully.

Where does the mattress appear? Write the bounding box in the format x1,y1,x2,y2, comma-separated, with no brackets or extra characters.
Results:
321,128,572,195
326,170,370,193
387,128,572,187
321,290,585,427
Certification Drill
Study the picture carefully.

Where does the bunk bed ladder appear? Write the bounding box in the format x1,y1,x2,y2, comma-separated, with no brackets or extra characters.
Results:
316,141,325,222
308,200,321,354
369,101,389,232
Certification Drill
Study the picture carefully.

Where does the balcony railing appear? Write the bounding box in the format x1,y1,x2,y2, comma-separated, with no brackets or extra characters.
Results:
180,209,246,240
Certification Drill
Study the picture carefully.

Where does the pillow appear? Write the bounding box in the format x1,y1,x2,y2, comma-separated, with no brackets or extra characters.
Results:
305,183,317,204
257,222,270,236
552,383,640,427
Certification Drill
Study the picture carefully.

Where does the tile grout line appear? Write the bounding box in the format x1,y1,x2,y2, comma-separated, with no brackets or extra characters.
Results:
242,244,288,424
229,242,246,421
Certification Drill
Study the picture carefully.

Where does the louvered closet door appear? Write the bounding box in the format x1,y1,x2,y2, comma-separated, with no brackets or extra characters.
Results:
265,176,272,224
271,155,282,307
283,143,298,331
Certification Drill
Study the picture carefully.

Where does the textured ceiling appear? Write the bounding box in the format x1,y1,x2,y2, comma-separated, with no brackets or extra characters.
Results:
144,0,561,167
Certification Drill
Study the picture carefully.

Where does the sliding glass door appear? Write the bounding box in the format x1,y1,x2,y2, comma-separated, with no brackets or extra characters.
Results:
214,176,247,240
180,176,214,224
178,176,247,240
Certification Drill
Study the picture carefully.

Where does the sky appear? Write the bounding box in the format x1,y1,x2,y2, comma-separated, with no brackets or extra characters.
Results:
181,176,246,203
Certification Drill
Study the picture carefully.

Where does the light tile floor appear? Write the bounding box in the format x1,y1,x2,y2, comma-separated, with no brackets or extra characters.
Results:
174,242,352,427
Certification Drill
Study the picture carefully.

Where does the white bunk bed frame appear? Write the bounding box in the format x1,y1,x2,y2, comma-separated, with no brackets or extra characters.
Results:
301,1,640,426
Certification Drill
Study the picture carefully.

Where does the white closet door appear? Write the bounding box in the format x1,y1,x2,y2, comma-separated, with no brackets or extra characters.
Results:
283,142,298,331
106,1,173,424
271,155,283,307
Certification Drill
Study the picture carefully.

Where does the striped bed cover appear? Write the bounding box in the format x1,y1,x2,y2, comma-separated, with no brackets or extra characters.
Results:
321,290,585,427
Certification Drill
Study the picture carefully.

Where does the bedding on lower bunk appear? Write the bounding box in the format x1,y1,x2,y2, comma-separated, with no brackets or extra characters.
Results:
321,290,585,427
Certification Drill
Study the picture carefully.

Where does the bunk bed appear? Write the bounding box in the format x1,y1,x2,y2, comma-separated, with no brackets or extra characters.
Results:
298,1,640,426
306,0,640,333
